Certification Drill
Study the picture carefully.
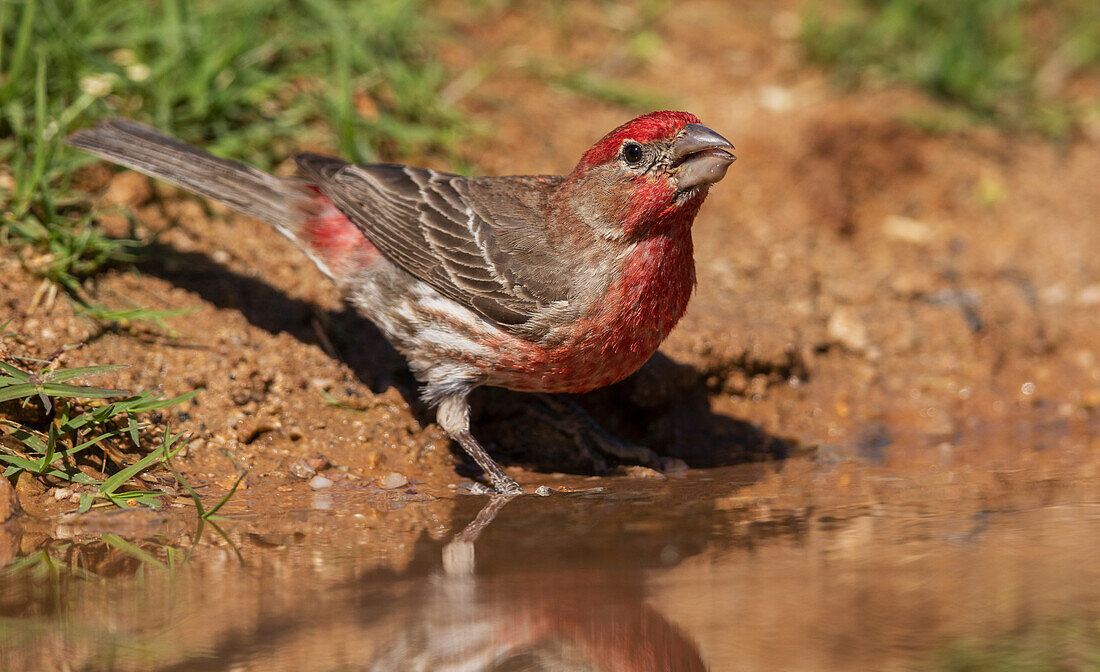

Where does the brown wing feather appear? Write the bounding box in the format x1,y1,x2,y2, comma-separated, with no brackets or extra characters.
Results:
294,153,575,338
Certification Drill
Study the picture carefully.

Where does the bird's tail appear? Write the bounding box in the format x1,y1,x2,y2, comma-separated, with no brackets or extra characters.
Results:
67,119,300,233
68,119,382,282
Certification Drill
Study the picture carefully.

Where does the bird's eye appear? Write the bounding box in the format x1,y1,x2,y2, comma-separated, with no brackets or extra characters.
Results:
622,142,643,165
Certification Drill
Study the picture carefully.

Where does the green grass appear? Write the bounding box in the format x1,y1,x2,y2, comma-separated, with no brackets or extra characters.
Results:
801,0,1100,137
0,0,467,300
0,356,199,511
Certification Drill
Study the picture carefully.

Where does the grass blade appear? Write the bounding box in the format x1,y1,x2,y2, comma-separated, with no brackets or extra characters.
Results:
202,469,246,520
0,0,36,100
99,446,165,496
126,415,140,447
99,424,185,498
36,423,58,473
63,429,123,459
127,389,201,413
0,361,31,381
0,454,45,472
0,455,99,484
44,364,129,384
7,425,47,453
0,384,37,403
165,457,205,519
41,383,131,399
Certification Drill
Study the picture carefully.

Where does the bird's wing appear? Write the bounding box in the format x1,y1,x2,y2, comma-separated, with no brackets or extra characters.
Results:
295,154,576,339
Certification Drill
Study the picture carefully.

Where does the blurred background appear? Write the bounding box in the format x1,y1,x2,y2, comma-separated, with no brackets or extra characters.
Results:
2,1,1100,670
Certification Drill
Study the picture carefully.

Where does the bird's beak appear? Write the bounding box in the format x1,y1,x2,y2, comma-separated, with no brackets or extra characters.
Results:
671,123,736,190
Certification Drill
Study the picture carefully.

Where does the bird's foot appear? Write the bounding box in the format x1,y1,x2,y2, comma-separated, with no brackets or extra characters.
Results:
465,478,528,496
488,474,525,496
453,429,526,495
465,478,547,497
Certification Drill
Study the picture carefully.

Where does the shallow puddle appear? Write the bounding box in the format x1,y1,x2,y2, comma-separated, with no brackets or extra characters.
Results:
2,461,1099,671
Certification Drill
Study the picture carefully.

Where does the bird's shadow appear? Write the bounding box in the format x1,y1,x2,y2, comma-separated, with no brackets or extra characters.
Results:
476,353,795,474
138,243,797,474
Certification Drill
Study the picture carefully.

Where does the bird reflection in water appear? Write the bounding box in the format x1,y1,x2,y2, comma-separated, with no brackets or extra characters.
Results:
365,495,708,672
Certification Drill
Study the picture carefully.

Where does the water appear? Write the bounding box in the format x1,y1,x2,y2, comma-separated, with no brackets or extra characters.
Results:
2,464,1099,671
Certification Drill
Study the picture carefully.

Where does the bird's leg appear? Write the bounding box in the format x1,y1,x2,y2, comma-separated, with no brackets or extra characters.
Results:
534,394,667,471
455,432,523,494
438,394,524,495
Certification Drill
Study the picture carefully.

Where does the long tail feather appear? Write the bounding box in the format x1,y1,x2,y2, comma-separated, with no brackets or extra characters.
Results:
67,119,294,229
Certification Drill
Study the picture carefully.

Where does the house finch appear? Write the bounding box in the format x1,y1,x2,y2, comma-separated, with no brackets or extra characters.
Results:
68,111,735,494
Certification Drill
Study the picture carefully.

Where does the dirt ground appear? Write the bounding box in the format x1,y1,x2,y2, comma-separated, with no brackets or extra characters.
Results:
2,0,1099,552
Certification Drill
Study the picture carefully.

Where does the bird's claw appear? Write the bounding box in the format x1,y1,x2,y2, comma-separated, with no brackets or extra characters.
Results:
463,478,526,496
473,479,551,497
491,477,525,496
464,482,497,496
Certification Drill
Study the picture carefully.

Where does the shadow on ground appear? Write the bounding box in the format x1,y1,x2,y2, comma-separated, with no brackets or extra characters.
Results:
139,242,796,475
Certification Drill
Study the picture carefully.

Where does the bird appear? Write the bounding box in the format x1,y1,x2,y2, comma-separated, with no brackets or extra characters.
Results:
67,111,735,494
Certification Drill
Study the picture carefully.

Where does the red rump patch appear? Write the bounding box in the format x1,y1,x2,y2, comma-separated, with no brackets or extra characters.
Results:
572,110,701,174
301,187,380,277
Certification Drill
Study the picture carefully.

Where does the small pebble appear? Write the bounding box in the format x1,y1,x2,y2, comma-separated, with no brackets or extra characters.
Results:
534,486,552,497
827,308,869,353
624,465,666,480
289,459,316,480
306,455,331,471
309,475,334,489
380,472,408,489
